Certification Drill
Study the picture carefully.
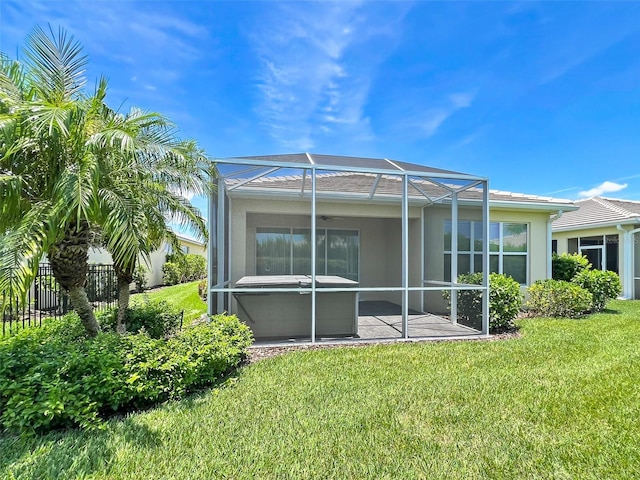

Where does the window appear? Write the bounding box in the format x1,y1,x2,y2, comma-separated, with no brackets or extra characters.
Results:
567,235,619,273
256,227,359,281
444,221,528,284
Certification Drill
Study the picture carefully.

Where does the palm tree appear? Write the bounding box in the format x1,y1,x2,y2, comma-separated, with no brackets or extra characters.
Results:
0,26,209,336
94,108,209,332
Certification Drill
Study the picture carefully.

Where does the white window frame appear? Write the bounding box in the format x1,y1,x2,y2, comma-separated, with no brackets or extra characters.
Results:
255,227,360,281
445,220,529,284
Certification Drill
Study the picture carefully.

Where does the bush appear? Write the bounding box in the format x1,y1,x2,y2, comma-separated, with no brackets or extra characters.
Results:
183,254,206,282
0,313,253,434
133,265,148,293
97,299,183,339
526,279,592,318
442,272,523,332
162,261,181,286
552,252,591,282
198,279,208,301
163,254,206,285
572,269,621,312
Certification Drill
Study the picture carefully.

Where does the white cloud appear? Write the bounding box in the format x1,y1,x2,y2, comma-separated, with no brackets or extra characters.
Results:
419,91,476,137
250,2,408,150
578,181,628,198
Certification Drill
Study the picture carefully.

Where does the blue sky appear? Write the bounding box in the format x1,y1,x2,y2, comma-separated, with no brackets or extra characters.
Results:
3,0,640,215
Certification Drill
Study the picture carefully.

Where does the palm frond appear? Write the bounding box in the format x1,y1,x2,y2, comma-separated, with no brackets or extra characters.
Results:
23,25,88,103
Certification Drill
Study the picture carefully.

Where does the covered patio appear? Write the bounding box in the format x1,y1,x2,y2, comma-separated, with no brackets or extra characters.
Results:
208,153,490,344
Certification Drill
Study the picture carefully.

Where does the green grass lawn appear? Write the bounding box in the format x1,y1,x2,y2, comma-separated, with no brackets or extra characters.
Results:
130,281,207,325
3,300,640,479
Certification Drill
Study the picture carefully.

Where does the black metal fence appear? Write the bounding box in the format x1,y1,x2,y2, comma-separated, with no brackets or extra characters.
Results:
1,264,118,335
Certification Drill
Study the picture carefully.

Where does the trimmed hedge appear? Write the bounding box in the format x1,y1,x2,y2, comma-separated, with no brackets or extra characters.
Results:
98,299,183,338
572,269,621,312
163,254,206,286
0,313,252,434
552,252,591,282
526,279,592,318
443,272,523,332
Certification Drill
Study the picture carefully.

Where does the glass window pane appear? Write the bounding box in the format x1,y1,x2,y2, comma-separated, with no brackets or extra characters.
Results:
568,238,578,254
444,254,451,282
504,255,527,284
490,255,499,273
503,224,528,252
473,222,483,252
256,228,291,275
580,236,604,246
327,230,359,281
458,221,471,252
316,231,326,276
292,229,311,275
489,223,500,252
444,220,452,251
458,254,471,277
473,254,483,273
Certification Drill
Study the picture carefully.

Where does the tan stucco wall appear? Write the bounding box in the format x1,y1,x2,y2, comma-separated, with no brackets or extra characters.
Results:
87,236,206,288
552,226,629,296
229,196,554,315
423,205,551,312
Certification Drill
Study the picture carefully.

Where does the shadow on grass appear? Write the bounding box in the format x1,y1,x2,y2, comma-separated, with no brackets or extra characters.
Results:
0,415,160,480
0,367,246,480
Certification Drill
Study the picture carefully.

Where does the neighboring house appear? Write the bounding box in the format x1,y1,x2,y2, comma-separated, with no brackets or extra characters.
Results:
88,233,207,287
552,196,640,299
208,153,575,342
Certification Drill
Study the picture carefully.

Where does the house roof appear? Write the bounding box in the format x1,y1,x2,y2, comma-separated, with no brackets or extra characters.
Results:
552,196,640,231
225,153,470,177
225,171,575,211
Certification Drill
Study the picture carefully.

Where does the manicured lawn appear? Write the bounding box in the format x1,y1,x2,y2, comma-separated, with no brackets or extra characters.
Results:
130,281,207,325
2,300,640,479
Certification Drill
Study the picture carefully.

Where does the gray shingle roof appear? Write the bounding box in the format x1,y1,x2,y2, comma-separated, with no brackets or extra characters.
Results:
552,197,640,230
226,171,575,209
230,153,467,176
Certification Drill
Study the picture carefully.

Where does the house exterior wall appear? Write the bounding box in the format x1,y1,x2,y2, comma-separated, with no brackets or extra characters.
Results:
423,205,551,313
553,225,632,298
228,196,553,316
230,197,425,311
86,237,206,288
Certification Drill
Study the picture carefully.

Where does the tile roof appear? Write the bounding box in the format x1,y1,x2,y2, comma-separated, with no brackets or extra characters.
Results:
225,171,575,209
552,197,640,230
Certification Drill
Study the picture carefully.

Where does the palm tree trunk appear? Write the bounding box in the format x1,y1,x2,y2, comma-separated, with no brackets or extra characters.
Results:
116,278,130,334
48,221,101,337
67,286,100,337
114,261,134,334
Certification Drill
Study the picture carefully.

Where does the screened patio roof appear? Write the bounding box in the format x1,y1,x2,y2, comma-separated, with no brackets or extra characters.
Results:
208,153,491,342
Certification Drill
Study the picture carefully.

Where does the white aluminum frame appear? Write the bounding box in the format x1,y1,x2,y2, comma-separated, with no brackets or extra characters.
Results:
208,154,490,342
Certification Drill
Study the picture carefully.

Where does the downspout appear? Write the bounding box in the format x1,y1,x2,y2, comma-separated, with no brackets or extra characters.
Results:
616,224,633,299
547,211,563,278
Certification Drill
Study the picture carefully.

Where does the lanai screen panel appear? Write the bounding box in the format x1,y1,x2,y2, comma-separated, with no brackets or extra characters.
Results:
208,154,489,342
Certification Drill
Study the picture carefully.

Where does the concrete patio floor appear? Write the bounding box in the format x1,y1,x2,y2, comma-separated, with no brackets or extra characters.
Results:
252,301,483,346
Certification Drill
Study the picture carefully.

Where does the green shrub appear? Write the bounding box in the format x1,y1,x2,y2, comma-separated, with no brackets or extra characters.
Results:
198,279,208,301
97,299,183,338
133,265,148,293
162,261,181,286
526,279,592,318
572,269,621,312
443,272,523,332
552,252,591,282
183,254,206,282
489,273,523,331
0,313,253,434
164,254,206,285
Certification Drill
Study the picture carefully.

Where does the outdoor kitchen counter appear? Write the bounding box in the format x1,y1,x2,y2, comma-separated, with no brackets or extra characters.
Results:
233,275,359,340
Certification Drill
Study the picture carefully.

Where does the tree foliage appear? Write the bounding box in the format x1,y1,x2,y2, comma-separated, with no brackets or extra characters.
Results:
0,25,210,336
